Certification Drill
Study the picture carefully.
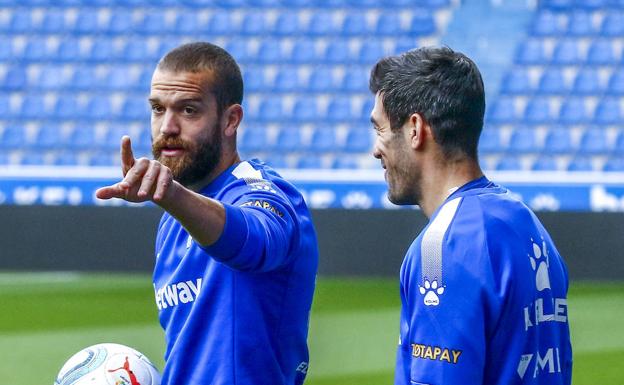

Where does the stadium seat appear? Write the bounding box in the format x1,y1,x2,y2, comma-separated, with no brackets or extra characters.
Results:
309,127,337,152
34,125,64,149
532,11,563,36
290,39,318,64
88,39,118,62
607,69,624,95
393,37,419,55
107,12,133,35
121,38,157,63
567,11,596,36
88,151,114,166
324,40,352,64
241,13,268,36
273,11,301,36
573,68,603,95
578,128,609,154
601,13,624,36
603,156,624,172
543,128,574,154
264,154,289,169
36,66,67,90
0,126,26,149
307,67,336,92
342,12,369,36
575,0,608,9
307,12,338,36
376,12,403,36
136,11,167,35
567,156,594,171
57,38,83,62
275,127,303,152
120,97,150,121
2,66,27,90
537,68,568,94
73,9,100,34
495,156,523,171
552,40,581,65
593,97,622,125
69,66,99,90
332,156,360,169
19,151,47,166
327,97,355,122
21,37,52,61
531,155,559,171
85,96,113,120
508,127,540,153
487,97,517,123
0,37,13,61
243,68,267,93
292,96,320,122
357,40,386,65
297,156,323,169
103,67,135,91
20,94,48,119
207,11,235,35
500,69,532,94
68,127,96,150
478,127,504,154
256,39,284,64
172,12,200,35
558,97,590,124
340,67,369,93
53,94,81,120
52,151,79,166
257,99,285,122
515,40,547,65
40,9,66,33
524,97,553,124
239,126,269,152
586,40,616,66
408,10,435,36
344,127,372,152
8,9,32,33
224,40,251,63
0,94,10,116
540,0,572,10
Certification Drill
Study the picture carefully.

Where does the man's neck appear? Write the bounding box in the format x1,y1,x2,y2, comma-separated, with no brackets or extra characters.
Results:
188,151,242,192
419,157,483,219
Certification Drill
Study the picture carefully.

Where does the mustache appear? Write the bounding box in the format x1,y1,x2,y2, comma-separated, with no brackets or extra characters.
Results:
152,136,190,153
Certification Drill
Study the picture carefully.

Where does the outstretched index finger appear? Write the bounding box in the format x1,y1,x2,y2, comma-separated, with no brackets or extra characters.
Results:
121,135,135,176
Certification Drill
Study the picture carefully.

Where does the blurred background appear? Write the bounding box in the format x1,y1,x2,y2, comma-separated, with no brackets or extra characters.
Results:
0,0,623,384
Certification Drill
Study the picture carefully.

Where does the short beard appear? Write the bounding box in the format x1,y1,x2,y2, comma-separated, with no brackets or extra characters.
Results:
152,124,222,188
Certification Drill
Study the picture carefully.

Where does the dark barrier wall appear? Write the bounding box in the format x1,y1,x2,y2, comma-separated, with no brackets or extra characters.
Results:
0,206,623,281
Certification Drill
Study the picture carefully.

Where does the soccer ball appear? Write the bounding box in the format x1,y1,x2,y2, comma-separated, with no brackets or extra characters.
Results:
54,343,161,385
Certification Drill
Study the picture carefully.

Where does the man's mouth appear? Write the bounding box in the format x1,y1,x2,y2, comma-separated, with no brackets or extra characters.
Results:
160,147,185,157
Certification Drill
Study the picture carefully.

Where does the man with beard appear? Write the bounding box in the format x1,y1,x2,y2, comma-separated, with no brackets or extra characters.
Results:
369,47,572,385
96,42,318,385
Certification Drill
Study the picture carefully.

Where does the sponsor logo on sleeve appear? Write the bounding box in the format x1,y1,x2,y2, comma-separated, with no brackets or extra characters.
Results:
241,200,284,217
411,343,462,365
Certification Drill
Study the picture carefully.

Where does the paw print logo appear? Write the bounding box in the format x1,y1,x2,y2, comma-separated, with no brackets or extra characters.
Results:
419,279,445,306
529,238,551,292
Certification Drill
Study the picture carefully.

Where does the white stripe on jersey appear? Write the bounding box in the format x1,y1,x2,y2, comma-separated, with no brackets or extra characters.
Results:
421,197,462,285
232,161,263,180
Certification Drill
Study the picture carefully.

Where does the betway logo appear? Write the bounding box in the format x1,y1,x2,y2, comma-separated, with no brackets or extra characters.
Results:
154,278,202,310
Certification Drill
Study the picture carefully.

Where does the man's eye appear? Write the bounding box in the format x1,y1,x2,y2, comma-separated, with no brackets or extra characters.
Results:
183,106,197,114
151,105,164,113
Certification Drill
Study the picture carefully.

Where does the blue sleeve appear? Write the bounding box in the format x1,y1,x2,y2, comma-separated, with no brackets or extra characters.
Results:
200,182,300,273
400,200,507,385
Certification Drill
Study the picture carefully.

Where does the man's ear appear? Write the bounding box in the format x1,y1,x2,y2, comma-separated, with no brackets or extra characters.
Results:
408,113,427,150
222,104,243,137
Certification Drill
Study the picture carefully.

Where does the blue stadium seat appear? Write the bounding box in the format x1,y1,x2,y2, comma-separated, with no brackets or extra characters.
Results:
169,12,198,34
22,37,52,61
309,127,337,152
52,151,79,166
573,68,602,94
57,38,83,62
240,126,269,152
0,37,13,61
607,69,624,95
340,67,369,93
593,97,622,125
121,38,156,62
136,67,153,91
487,97,517,123
40,10,66,33
538,68,568,94
290,39,318,64
586,40,616,65
409,10,435,36
417,0,450,7
344,127,372,152
53,94,81,120
20,95,48,119
524,97,553,124
273,11,301,36
69,127,96,150
88,39,118,62
515,40,547,65
19,151,46,166
567,156,594,171
324,40,352,64
2,66,27,90
107,12,133,35
87,150,114,166
327,97,354,122
273,69,300,92
256,39,284,64
552,40,581,65
543,128,574,154
478,127,504,154
332,156,359,169
558,97,590,124
69,66,99,90
531,155,558,171
207,11,235,35
247,0,281,6
578,128,609,154
495,156,523,171
85,96,113,120
291,96,320,122
357,40,386,65
243,68,267,93
376,12,402,36
307,12,338,36
500,69,532,94
601,13,624,36
0,94,10,116
603,156,624,172
8,9,32,33
241,13,268,36
276,129,303,151
0,126,25,149
532,11,563,36
264,154,289,169
508,127,539,153
297,156,323,169
307,67,336,92
393,37,419,55
136,11,167,35
567,11,595,36
342,12,369,36
120,97,150,121
360,98,375,121
34,125,64,149
224,40,251,63
36,66,67,90
540,0,572,10
257,99,285,122
73,9,100,34
575,0,608,9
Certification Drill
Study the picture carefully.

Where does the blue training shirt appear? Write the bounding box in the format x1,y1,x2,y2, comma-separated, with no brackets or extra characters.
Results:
396,177,572,385
153,159,319,385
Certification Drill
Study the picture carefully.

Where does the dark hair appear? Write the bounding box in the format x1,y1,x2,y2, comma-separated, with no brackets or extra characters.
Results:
157,42,243,114
369,46,485,160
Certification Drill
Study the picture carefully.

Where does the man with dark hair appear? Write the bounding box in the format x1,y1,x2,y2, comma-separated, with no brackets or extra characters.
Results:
97,42,318,385
369,46,572,384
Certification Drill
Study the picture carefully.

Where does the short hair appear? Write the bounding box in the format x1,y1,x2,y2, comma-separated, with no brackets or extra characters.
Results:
157,42,243,114
369,46,485,160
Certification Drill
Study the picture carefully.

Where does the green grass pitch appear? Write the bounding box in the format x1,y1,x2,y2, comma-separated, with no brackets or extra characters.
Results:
0,273,622,384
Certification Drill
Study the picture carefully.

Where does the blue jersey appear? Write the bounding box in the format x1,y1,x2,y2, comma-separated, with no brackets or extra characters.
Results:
396,177,572,385
153,160,318,385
